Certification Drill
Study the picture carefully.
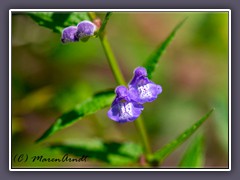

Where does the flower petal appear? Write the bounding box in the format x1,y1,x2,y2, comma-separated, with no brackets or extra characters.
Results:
128,67,162,103
107,85,144,123
108,101,143,123
61,26,78,43
129,82,162,103
75,20,96,39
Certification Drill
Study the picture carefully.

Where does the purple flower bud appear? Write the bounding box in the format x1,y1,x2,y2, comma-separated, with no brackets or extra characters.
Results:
75,20,96,40
128,67,162,104
61,26,78,43
107,86,144,123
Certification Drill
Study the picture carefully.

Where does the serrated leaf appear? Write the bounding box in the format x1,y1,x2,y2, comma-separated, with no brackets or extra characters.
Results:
49,140,143,166
179,133,205,168
150,109,213,164
36,90,115,143
143,17,187,79
97,12,112,38
28,12,90,33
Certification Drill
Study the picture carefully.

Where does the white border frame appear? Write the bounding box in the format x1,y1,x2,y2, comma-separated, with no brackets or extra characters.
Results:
9,9,231,171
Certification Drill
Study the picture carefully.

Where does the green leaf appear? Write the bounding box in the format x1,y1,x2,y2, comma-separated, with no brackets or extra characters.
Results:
97,12,112,37
36,90,115,143
143,17,187,79
28,12,90,33
149,109,214,164
49,140,143,166
179,133,205,168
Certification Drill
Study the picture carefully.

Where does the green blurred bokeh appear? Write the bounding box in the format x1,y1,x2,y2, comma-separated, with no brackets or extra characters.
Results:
11,12,229,168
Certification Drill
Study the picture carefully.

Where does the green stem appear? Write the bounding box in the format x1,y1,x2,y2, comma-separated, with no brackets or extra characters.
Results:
134,116,152,156
100,35,126,85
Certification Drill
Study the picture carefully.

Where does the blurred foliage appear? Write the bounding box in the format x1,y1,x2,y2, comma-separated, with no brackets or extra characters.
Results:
11,12,229,168
179,133,205,168
150,109,213,165
50,140,143,166
36,90,115,142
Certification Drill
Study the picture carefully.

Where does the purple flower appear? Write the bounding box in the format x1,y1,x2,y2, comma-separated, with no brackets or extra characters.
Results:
107,86,144,123
128,67,162,104
75,20,96,40
61,26,78,43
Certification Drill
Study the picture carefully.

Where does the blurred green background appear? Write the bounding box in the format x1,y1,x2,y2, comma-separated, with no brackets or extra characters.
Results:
11,12,229,168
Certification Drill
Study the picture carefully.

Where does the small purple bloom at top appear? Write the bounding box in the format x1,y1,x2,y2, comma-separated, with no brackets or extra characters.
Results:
107,86,144,123
128,67,162,104
75,20,96,40
61,26,78,43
